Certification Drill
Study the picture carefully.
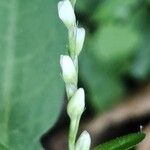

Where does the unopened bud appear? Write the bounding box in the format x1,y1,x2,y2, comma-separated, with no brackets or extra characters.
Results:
67,88,85,119
75,131,91,150
76,27,85,55
60,55,77,84
58,0,76,29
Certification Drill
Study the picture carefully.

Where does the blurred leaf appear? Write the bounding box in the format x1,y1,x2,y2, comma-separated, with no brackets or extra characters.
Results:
131,8,150,79
0,143,8,150
80,52,124,111
0,0,65,149
90,24,139,62
132,48,150,79
76,0,90,13
93,133,145,150
93,0,140,24
76,0,99,14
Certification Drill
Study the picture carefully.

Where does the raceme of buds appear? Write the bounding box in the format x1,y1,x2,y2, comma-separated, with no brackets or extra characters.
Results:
75,130,91,150
75,27,86,55
67,88,85,119
60,55,77,84
58,0,76,29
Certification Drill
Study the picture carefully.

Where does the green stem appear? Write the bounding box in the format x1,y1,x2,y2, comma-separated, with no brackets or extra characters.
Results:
66,83,77,100
68,28,76,57
69,116,80,150
67,5,80,150
70,0,76,8
73,55,78,74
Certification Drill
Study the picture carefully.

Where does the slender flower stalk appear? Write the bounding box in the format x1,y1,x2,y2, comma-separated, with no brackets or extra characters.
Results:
58,0,91,150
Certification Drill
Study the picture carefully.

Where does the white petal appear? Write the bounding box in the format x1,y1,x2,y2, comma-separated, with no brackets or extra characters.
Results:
75,131,91,150
67,88,85,119
60,55,77,84
76,27,85,55
58,0,76,28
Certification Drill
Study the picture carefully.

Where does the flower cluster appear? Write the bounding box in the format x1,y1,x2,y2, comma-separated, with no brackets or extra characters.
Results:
58,0,91,150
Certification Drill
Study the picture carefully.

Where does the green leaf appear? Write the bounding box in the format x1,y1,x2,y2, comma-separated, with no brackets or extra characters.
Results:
93,133,145,150
0,0,65,149
93,0,140,24
0,143,8,150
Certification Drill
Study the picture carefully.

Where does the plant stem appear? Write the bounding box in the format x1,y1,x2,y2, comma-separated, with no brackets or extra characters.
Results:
70,0,76,7
68,28,76,57
69,116,81,150
66,83,77,99
68,21,80,150
73,55,78,74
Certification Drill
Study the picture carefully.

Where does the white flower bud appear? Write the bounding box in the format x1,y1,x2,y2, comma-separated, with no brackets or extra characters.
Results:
67,88,85,119
58,0,76,29
76,27,86,55
75,131,91,150
60,55,77,84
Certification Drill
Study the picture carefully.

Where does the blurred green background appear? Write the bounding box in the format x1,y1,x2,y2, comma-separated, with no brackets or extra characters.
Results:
77,0,150,111
0,0,150,149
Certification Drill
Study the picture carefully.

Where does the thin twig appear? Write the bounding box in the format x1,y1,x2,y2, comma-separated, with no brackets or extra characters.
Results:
136,122,150,150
